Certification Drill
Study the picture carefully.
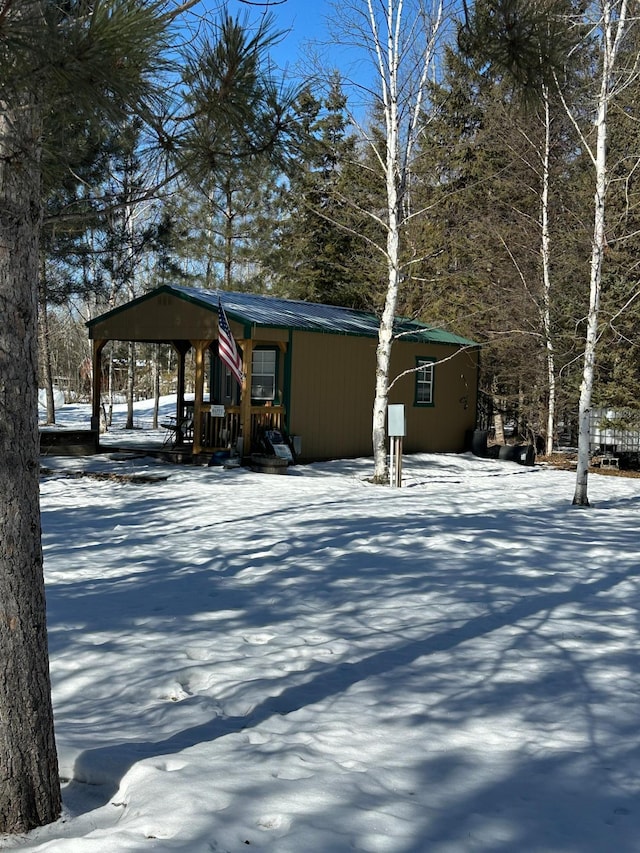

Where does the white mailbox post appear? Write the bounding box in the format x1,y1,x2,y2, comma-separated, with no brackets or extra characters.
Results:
388,404,406,488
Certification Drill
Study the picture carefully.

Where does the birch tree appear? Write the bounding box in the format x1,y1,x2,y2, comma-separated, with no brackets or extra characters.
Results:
329,0,447,482
459,0,639,499
539,85,557,456
371,0,446,482
563,1,635,505
503,0,638,501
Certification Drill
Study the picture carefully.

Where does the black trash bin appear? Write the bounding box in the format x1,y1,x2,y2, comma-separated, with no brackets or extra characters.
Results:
469,429,489,458
498,444,520,462
498,444,535,466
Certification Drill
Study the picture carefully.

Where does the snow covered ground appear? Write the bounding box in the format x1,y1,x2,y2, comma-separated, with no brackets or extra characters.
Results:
4,397,640,852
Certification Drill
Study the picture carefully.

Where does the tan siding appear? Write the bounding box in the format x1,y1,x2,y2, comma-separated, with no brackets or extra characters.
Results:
389,344,479,453
288,332,376,459
90,293,218,342
288,332,478,460
249,327,288,343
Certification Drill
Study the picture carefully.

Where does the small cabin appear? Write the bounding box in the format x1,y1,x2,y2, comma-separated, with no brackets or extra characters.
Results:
87,285,479,462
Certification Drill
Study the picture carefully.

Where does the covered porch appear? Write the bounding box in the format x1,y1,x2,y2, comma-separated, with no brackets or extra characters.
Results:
87,288,290,462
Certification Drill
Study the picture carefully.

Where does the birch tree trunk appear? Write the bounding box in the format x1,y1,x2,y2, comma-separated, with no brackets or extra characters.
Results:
371,0,402,483
489,374,506,444
0,9,62,830
540,86,556,457
367,0,444,482
573,106,607,505
573,0,628,506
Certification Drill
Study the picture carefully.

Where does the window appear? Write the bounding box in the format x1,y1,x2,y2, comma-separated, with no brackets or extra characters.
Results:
415,358,435,406
251,349,277,401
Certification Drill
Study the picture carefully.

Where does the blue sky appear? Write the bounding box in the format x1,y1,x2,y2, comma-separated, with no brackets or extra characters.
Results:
222,0,375,116
199,0,457,118
179,1,371,119
226,0,333,75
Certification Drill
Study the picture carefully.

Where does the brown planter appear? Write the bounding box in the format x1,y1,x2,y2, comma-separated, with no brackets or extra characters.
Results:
250,453,289,475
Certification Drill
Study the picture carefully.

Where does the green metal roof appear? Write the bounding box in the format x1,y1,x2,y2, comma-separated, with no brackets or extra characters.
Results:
88,284,477,347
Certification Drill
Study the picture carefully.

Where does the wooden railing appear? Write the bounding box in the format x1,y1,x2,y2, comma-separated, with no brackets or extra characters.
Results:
250,406,284,447
198,404,285,455
200,405,241,449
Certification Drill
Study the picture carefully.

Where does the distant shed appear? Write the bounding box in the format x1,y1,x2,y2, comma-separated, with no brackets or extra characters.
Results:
87,285,479,462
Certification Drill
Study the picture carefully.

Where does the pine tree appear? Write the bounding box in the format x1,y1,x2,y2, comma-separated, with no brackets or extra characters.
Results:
178,10,295,292
262,76,378,309
0,0,188,833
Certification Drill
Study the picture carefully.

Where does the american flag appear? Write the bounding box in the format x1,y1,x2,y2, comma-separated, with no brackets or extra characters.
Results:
217,300,244,386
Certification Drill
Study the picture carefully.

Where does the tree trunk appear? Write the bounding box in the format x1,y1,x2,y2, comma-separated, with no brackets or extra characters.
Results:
153,345,160,429
540,86,556,457
371,0,401,484
366,0,443,482
372,263,398,483
126,341,136,430
224,182,234,290
491,376,505,444
573,129,606,505
205,189,216,289
38,271,56,425
0,38,62,832
572,0,625,505
371,163,400,482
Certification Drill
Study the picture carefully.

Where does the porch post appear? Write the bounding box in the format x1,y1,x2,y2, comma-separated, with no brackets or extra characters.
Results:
192,340,212,460
173,341,188,433
240,339,253,456
91,339,106,432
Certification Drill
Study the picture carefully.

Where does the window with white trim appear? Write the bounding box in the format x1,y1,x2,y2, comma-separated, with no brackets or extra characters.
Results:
251,349,277,401
415,358,435,406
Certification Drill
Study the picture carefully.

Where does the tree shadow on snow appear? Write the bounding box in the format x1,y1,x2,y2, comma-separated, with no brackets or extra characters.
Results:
69,565,637,816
